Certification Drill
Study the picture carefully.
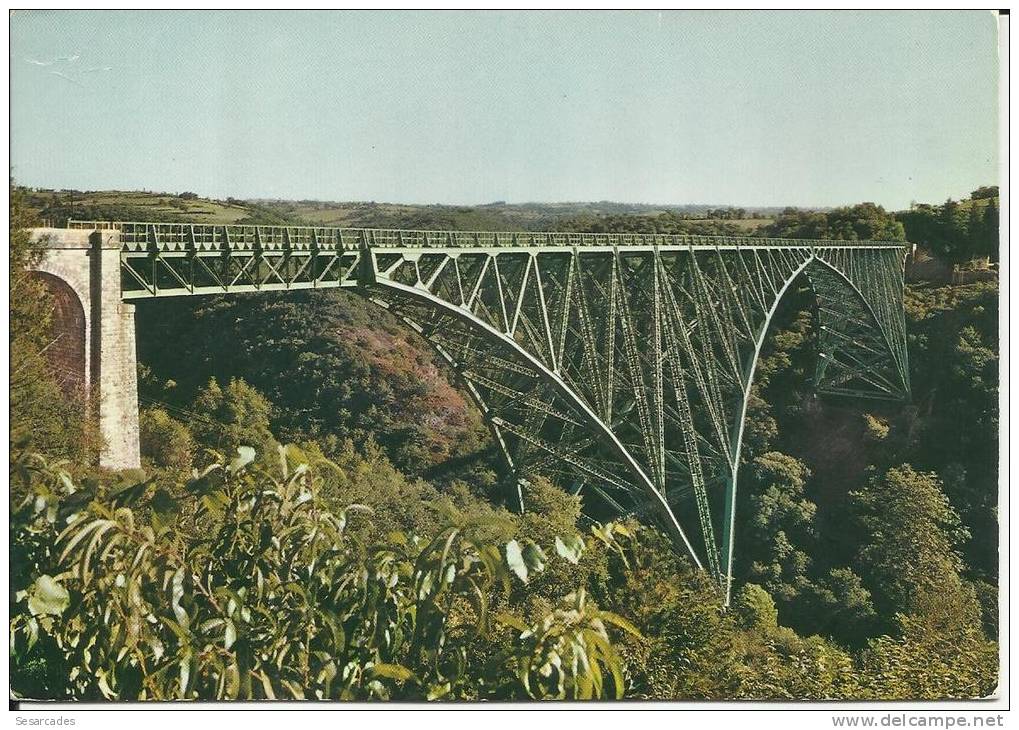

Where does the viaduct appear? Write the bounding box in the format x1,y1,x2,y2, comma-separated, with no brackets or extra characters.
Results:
27,221,912,599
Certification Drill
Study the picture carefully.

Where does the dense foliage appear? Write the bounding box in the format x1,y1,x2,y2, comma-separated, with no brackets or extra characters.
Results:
897,190,999,263
134,292,491,477
10,448,643,700
761,202,906,241
552,211,754,236
903,282,999,582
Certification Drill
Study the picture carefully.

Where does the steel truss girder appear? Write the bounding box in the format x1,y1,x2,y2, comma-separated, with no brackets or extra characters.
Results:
95,222,909,601
358,245,910,602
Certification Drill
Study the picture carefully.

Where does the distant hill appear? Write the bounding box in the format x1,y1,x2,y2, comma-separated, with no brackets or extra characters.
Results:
22,189,257,226
21,187,802,233
253,198,792,231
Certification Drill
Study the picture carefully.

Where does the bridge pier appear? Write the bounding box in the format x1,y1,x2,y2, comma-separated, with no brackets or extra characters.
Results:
29,228,140,471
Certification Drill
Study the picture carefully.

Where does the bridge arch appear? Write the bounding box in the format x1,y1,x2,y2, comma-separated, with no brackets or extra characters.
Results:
26,234,96,389
359,243,910,600
364,275,705,570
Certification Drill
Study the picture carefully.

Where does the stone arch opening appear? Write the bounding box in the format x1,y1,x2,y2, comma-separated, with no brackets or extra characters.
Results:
29,271,88,398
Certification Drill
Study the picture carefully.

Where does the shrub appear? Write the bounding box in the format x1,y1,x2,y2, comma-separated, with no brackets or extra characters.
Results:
863,413,890,441
733,584,778,631
139,407,195,471
189,378,279,463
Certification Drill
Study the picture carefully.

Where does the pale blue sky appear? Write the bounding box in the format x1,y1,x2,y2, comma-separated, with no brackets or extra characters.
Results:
10,10,999,209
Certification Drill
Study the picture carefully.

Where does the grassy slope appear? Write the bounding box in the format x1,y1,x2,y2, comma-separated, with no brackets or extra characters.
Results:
24,189,254,225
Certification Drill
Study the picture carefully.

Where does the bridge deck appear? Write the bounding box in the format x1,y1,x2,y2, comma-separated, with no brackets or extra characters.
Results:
67,220,909,253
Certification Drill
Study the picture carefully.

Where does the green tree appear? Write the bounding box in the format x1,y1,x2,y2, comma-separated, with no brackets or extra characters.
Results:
732,583,779,631
902,282,998,580
763,203,903,241
970,186,998,200
798,568,876,647
847,464,997,698
898,192,998,263
9,182,101,468
827,202,906,240
858,581,997,699
605,528,742,699
188,378,279,462
967,203,984,258
740,452,817,603
849,465,969,617
139,407,196,471
982,198,999,259
10,449,637,701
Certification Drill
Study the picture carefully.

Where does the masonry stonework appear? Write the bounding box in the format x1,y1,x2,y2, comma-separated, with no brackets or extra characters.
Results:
29,228,141,470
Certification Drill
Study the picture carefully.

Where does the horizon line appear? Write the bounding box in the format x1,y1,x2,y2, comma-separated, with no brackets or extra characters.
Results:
17,182,995,214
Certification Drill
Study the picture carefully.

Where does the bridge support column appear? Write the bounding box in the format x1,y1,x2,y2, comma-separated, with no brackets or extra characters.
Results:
92,232,141,471
29,228,141,471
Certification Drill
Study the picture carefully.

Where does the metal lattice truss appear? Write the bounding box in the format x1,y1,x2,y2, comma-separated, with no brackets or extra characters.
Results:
74,222,911,598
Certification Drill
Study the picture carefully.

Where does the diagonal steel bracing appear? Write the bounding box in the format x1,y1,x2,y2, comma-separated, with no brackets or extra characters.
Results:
70,221,911,601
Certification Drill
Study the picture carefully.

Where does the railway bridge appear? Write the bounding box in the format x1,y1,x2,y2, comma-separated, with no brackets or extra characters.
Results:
28,221,912,597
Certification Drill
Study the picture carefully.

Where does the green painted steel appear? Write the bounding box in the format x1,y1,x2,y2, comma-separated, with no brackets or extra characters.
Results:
69,220,911,601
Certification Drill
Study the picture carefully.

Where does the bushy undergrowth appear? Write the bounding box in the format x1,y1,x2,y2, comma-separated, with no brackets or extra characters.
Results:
10,447,639,701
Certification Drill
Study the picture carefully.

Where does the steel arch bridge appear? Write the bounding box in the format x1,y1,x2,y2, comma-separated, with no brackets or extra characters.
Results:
70,221,912,599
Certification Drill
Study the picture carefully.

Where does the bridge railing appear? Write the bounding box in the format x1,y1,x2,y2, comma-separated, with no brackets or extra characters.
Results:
67,220,909,252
